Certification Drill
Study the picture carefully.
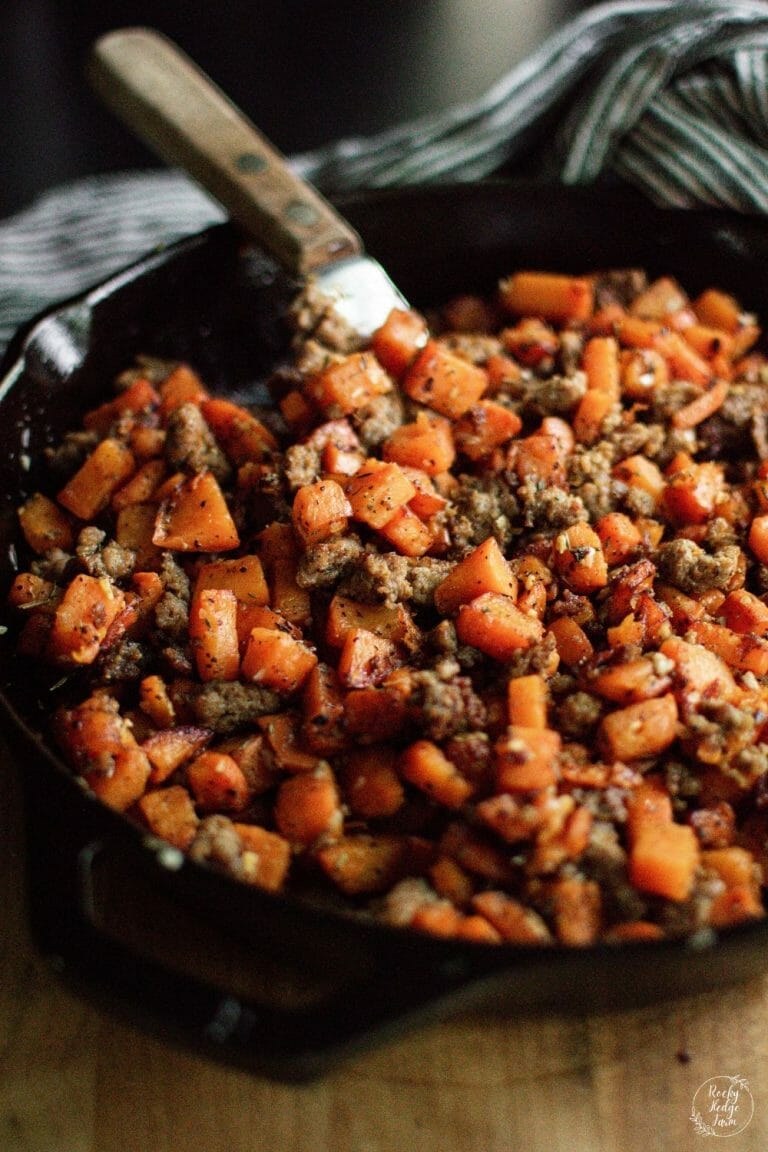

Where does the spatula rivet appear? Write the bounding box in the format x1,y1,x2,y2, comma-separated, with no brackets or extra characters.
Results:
285,199,320,227
235,152,267,174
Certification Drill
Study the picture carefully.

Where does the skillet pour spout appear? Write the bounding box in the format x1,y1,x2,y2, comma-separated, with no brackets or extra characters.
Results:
3,183,768,1078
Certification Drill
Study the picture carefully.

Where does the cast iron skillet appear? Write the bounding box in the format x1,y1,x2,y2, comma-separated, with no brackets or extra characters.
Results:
3,181,768,1081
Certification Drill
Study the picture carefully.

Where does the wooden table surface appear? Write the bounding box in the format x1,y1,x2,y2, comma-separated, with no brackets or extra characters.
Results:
2,748,768,1152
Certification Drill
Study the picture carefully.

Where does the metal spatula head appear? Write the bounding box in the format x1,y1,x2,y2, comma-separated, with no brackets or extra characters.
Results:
89,27,409,340
310,255,408,341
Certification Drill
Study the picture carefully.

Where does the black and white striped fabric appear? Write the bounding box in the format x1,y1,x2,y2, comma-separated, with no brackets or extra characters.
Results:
3,0,768,356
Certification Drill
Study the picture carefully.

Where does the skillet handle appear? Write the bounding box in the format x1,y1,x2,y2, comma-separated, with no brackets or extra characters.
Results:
22,779,484,1080
88,27,362,275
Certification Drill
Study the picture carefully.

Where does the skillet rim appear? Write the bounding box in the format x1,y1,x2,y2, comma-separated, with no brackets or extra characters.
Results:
2,178,768,999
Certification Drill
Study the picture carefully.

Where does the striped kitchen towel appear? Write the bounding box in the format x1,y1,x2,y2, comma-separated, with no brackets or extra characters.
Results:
3,0,768,356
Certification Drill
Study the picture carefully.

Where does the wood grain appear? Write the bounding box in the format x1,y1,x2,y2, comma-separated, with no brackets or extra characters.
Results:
2,743,768,1152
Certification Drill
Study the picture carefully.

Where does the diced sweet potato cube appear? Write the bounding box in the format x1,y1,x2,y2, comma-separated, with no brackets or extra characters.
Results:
625,779,674,841
500,271,594,324
400,740,473,809
594,512,642,566
721,589,768,638
342,745,405,819
439,821,518,885
142,725,213,784
494,726,561,792
201,397,278,462
233,824,291,891
137,786,199,850
193,554,269,607
629,821,699,902
57,438,136,521
115,503,162,569
153,471,240,552
325,594,416,648
456,593,543,659
343,685,409,742
501,317,559,366
548,616,594,666
412,901,471,939
453,400,522,460
687,619,768,677
471,890,552,943
382,411,456,475
572,388,616,445
18,492,74,554
403,340,488,419
400,468,448,518
241,627,318,693
702,846,760,889
301,663,347,756
548,876,602,946
48,574,125,665
316,834,426,896
603,922,665,943
258,521,311,628
659,636,738,704
322,441,363,476
188,588,240,682
506,674,548,728
613,454,665,503
485,352,523,391
692,288,743,333
55,691,135,770
336,627,401,688
220,733,278,794
429,855,475,907
158,364,208,416
111,458,166,511
279,388,315,434
275,765,342,847
512,431,567,485
308,352,392,414
6,571,57,610
590,657,670,704
129,426,166,460
629,276,688,320
599,694,678,762
583,335,620,397
186,750,250,812
292,479,352,546
655,330,711,387
662,462,724,525
435,537,517,616
84,745,151,813
377,506,433,557
750,514,768,564
371,307,429,377
708,884,765,928
257,712,322,773
553,522,608,593
346,461,416,529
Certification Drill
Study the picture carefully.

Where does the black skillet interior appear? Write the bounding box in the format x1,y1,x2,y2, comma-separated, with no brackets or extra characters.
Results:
3,181,768,1080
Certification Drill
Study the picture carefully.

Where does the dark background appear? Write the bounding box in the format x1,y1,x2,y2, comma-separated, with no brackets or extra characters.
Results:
0,0,591,219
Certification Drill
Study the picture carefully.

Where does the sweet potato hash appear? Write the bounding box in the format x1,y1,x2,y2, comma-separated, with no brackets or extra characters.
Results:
8,266,768,946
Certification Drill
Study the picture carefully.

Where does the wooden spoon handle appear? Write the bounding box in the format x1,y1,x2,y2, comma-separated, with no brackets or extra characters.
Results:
89,27,362,275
